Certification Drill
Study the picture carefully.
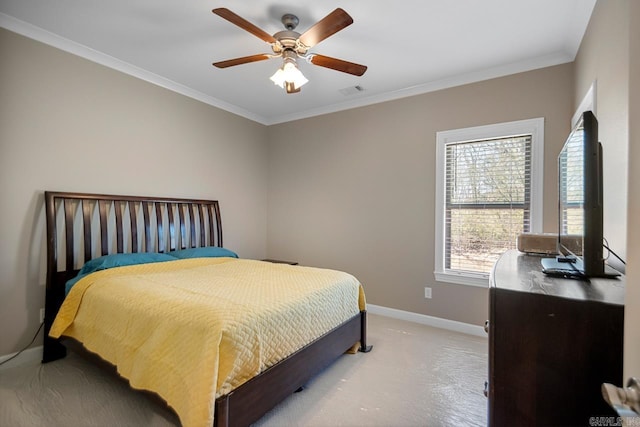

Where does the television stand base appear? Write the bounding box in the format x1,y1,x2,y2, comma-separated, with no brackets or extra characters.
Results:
541,257,621,278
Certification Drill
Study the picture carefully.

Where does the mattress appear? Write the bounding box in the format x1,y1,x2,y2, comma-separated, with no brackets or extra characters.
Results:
49,257,365,427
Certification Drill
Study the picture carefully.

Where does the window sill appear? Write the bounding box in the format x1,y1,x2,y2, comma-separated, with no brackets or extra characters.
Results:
434,271,489,288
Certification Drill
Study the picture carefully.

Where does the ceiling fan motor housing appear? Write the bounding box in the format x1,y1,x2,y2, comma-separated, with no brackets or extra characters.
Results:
272,30,308,55
281,14,299,30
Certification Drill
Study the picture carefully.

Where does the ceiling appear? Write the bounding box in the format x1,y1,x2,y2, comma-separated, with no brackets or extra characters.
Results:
0,0,596,125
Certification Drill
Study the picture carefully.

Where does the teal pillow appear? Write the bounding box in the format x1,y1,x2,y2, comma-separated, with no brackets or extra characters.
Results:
65,252,176,294
169,246,238,259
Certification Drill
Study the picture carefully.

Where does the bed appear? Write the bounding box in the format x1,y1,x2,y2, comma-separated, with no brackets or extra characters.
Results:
42,191,372,427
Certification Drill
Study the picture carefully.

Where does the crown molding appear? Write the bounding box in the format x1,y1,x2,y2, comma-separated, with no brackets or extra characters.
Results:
2,13,574,126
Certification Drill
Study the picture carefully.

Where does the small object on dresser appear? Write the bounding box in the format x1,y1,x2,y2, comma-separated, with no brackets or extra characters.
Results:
516,233,558,255
516,233,583,256
261,259,298,265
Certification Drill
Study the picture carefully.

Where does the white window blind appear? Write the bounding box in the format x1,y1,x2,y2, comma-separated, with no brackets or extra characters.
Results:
444,135,532,274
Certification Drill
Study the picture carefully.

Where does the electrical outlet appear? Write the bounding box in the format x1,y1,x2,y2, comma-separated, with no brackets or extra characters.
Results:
424,287,432,299
40,308,45,324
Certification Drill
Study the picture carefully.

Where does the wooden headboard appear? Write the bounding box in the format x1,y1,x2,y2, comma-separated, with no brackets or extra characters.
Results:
43,191,223,362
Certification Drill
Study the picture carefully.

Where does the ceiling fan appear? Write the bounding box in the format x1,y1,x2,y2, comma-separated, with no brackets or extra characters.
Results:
211,8,367,94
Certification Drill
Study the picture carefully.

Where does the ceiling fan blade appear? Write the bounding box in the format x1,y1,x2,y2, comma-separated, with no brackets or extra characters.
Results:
298,8,353,48
308,54,367,76
212,8,276,44
212,54,272,68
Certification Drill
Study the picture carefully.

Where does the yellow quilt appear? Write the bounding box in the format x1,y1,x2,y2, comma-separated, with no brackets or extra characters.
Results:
49,257,365,427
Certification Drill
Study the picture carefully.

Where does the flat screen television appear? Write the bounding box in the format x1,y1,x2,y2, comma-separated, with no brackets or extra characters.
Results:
541,111,619,278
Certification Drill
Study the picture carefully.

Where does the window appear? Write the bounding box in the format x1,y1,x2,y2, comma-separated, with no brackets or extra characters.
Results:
435,118,544,287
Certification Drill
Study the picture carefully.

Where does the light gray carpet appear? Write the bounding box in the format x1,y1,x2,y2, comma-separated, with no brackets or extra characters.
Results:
0,314,488,426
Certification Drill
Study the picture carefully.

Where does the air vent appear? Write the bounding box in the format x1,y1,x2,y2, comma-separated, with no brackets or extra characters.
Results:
339,85,366,96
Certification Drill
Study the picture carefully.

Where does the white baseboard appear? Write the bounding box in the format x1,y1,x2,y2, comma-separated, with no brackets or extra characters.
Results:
0,345,43,370
367,304,487,338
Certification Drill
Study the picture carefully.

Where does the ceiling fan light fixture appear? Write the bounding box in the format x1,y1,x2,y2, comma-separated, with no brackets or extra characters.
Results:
270,58,308,92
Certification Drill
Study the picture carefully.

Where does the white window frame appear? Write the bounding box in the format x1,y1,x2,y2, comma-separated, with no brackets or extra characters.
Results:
572,81,596,128
434,118,544,287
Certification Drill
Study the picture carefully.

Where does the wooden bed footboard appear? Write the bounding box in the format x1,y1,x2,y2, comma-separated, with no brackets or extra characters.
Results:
215,310,372,427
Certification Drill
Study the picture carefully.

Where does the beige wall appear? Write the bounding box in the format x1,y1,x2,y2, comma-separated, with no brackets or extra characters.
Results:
624,0,640,380
267,64,573,326
0,28,269,355
574,0,638,381
574,0,629,270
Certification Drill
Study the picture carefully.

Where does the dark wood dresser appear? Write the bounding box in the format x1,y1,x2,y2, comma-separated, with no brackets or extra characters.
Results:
488,250,625,426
